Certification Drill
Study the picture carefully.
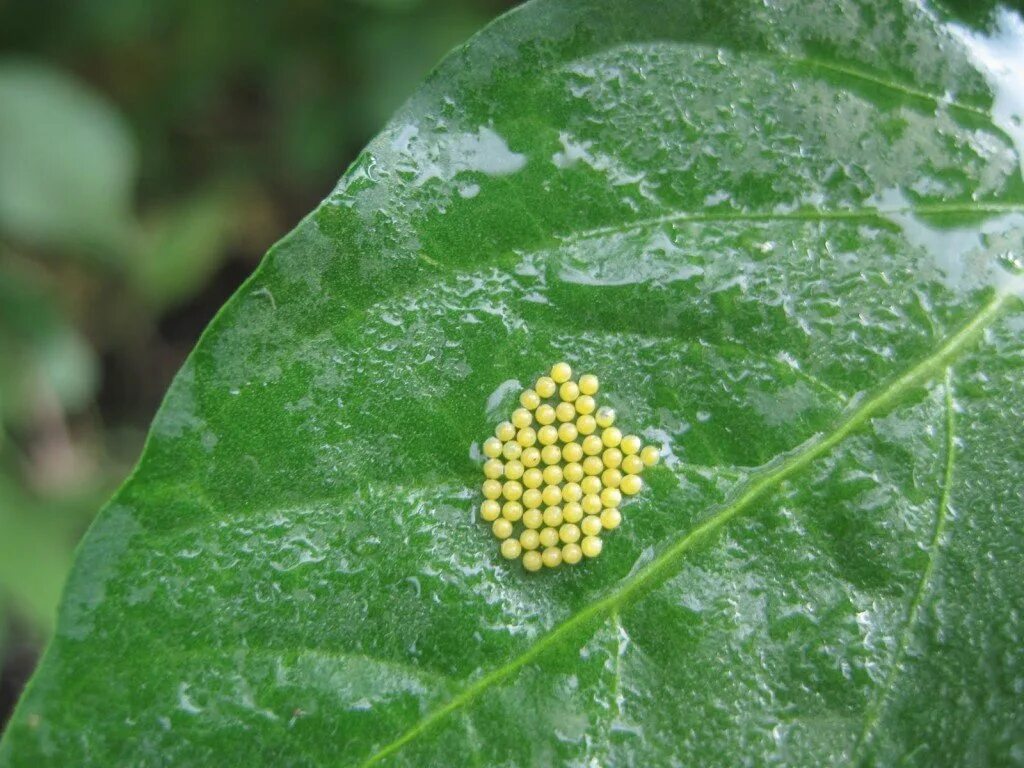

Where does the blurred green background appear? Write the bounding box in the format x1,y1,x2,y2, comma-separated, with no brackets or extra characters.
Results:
0,0,514,726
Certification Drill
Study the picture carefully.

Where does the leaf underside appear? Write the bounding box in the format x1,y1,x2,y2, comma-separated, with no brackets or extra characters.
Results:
2,1,1023,766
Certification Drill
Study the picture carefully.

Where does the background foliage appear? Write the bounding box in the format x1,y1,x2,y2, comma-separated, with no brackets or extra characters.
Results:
0,0,514,726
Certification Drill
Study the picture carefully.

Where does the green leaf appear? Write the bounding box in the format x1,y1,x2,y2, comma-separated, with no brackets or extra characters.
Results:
3,0,1024,765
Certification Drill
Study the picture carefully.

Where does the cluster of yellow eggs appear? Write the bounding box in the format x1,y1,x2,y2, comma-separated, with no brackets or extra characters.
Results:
480,362,659,571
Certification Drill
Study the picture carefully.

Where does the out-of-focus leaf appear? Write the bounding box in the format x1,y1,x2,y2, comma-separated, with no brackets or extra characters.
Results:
0,61,136,256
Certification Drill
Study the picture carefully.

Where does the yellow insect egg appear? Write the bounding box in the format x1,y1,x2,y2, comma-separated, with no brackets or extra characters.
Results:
483,459,503,479
535,404,556,425
492,518,513,539
600,508,622,530
620,474,643,495
542,505,564,527
537,425,559,446
562,442,584,463
578,374,599,395
558,422,579,444
581,535,603,558
602,448,623,469
582,456,604,476
601,468,622,488
504,460,524,480
582,435,604,456
602,427,622,448
542,546,563,568
620,434,642,455
563,461,584,483
539,527,560,548
562,482,583,503
555,401,576,423
520,529,540,550
512,408,533,429
581,515,603,537
500,538,522,559
541,445,562,465
502,441,522,461
522,488,542,509
522,508,544,529
595,407,616,428
580,475,602,496
480,500,501,521
575,394,595,415
502,501,524,522
523,550,543,572
640,445,661,466
542,484,563,506
563,501,584,523
562,543,583,564
483,479,502,499
600,487,622,508
535,376,557,398
520,388,541,410
582,494,602,515
521,446,541,467
621,454,643,475
542,464,564,486
496,421,516,441
559,523,581,544
523,468,543,489
483,437,503,458
550,361,573,384
576,414,597,435
502,481,523,501
559,380,580,402
516,427,537,448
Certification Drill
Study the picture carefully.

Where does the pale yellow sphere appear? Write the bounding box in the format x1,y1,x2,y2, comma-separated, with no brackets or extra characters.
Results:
602,427,622,448
535,404,556,425
620,474,643,495
537,425,559,446
521,447,541,468
539,527,560,548
522,508,544,529
502,501,524,522
558,422,579,444
581,515,603,537
559,523,581,544
601,468,622,488
502,441,522,461
600,487,622,508
559,381,580,402
550,362,572,384
595,407,616,428
535,376,557,398
621,454,644,475
483,459,503,479
520,388,541,411
561,543,583,565
480,500,501,521
482,479,502,500
575,394,595,415
563,461,584,483
582,494,602,515
561,442,584,463
555,401,576,423
496,421,516,441
580,475,602,496
500,538,522,559
504,460,524,480
523,467,543,489
582,435,604,456
542,484,563,507
640,445,661,466
542,546,563,568
602,447,623,469
511,408,533,429
516,427,537,448
576,414,597,435
523,550,543,572
600,508,622,530
578,374,599,395
620,434,642,455
502,480,523,501
520,529,540,550
542,464,563,486
483,437,503,458
542,505,563,527
562,482,583,503
582,456,604,476
522,488,543,509
581,535,603,558
562,501,584,523
541,445,562,465
492,518,513,539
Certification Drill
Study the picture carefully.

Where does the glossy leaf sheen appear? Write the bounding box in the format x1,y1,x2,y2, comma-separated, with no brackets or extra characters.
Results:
3,1,1024,765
